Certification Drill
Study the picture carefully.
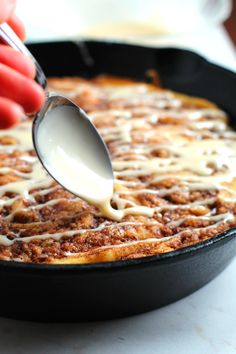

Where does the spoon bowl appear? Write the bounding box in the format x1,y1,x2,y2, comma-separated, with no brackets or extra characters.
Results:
0,23,114,204
32,94,114,204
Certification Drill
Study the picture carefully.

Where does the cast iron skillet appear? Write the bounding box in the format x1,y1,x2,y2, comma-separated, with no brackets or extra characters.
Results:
0,41,236,322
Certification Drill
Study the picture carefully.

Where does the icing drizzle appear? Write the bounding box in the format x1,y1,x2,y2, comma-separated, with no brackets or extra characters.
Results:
0,82,236,255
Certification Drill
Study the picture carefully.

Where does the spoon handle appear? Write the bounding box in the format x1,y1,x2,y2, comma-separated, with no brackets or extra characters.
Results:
0,23,47,89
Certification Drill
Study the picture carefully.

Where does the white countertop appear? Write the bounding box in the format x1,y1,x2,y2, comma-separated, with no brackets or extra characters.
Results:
1,25,236,354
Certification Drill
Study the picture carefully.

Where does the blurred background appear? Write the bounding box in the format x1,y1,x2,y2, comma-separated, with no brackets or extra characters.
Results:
15,0,232,40
15,0,236,70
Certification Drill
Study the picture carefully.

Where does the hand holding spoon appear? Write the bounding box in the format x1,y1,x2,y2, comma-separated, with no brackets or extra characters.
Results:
0,23,153,221
0,23,118,219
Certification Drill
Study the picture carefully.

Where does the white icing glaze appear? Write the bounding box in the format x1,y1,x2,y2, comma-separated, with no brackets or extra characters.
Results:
0,83,235,249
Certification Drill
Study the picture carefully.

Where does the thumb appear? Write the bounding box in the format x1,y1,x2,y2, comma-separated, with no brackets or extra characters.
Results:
0,0,16,24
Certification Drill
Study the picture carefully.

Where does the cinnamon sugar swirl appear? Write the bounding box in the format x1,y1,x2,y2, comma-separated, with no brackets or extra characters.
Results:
0,76,235,264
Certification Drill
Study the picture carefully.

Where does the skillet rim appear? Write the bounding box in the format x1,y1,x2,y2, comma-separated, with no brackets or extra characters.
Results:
0,41,236,272
0,227,235,272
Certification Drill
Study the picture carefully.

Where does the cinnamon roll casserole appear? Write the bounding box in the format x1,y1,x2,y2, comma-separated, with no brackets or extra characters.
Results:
0,75,236,264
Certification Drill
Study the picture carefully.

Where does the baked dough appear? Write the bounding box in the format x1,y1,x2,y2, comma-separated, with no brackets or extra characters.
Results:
0,76,235,264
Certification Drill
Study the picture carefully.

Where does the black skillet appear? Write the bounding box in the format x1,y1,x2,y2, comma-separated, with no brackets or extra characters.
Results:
0,41,236,322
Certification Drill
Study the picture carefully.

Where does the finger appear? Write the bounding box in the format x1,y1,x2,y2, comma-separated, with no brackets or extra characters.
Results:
0,96,23,129
0,63,45,113
0,0,16,24
0,45,35,78
7,13,26,41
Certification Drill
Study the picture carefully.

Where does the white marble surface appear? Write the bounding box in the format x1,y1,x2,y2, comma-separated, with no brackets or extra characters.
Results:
1,24,236,354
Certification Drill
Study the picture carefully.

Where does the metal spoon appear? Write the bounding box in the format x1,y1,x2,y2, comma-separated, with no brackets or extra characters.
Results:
0,23,114,205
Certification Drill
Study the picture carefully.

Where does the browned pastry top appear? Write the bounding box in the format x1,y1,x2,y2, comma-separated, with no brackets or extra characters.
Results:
0,76,236,264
